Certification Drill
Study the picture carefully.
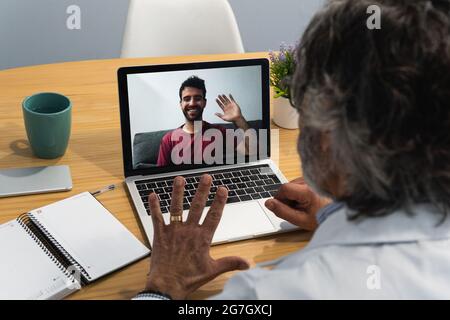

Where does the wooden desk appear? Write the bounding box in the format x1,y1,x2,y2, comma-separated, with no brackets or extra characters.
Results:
0,52,311,300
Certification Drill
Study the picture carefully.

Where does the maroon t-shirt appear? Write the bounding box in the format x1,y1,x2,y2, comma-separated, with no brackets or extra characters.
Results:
156,121,228,166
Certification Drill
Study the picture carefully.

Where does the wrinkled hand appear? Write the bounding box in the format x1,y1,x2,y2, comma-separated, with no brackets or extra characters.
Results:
215,94,243,123
265,177,331,231
145,175,249,300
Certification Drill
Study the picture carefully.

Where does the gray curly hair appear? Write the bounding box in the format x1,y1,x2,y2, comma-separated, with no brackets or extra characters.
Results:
292,0,450,219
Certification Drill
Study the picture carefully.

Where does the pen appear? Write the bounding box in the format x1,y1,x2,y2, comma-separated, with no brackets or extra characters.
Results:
91,184,117,197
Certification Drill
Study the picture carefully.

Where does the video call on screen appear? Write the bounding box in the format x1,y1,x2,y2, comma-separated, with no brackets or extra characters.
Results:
127,65,266,170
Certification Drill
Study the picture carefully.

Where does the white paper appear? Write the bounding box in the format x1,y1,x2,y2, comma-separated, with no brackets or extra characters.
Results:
30,192,150,281
0,220,75,300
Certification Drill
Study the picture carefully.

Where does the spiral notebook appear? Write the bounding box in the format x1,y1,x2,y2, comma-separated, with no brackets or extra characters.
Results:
0,192,150,300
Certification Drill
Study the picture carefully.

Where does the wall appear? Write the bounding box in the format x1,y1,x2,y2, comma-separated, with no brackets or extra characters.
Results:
0,0,325,70
228,0,325,52
0,0,129,70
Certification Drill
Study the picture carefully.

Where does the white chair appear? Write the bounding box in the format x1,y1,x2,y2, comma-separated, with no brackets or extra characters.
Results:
121,0,245,58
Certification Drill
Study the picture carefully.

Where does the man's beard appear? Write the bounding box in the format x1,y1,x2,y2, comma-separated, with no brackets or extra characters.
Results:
298,126,334,198
182,106,204,121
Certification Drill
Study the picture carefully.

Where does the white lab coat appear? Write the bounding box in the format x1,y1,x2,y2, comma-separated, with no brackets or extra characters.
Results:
212,203,450,299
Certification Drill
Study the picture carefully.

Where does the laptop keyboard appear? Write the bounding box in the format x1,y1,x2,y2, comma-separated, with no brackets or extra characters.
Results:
134,164,282,215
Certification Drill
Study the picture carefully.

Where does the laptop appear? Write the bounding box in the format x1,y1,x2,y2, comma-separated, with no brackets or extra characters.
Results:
117,58,297,247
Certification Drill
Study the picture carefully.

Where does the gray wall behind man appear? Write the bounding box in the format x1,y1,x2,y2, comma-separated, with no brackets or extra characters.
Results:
0,0,324,70
229,0,325,52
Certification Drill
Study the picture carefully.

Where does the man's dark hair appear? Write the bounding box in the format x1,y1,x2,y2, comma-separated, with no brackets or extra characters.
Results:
179,76,207,101
292,0,450,219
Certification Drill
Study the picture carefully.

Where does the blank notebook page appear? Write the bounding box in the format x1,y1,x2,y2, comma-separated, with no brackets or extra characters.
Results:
30,192,150,281
0,220,72,299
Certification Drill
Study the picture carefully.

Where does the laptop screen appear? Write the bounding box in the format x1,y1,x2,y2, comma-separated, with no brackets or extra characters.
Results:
118,59,270,177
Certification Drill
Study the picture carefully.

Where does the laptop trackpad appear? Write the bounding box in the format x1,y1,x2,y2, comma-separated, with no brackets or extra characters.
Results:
199,202,276,243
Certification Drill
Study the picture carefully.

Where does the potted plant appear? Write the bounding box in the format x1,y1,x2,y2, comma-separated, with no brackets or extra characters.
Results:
269,43,299,129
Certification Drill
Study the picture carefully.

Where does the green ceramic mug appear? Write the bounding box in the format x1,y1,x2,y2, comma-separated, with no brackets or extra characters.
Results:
22,92,72,159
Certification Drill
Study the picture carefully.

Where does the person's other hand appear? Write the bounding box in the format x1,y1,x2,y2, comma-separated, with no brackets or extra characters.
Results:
215,94,243,123
145,174,249,300
264,177,331,231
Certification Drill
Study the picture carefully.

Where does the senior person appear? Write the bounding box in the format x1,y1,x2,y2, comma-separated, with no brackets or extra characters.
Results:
134,0,450,299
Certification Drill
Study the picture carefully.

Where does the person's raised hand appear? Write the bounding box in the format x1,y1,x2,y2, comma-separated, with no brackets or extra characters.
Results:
265,177,331,231
145,174,250,299
215,94,243,123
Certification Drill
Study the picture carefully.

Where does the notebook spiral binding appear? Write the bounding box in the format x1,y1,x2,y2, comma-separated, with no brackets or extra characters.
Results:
16,214,77,286
17,213,91,286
